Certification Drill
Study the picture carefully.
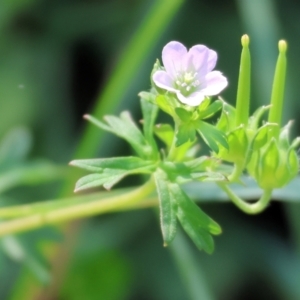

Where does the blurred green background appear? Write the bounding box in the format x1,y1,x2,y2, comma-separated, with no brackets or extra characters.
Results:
1,0,300,299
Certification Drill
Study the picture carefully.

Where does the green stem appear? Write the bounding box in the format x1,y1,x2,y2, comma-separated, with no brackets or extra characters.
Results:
228,163,244,182
0,187,134,219
0,178,155,237
218,183,272,214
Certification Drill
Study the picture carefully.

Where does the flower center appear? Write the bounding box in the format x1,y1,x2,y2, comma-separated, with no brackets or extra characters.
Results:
175,71,200,94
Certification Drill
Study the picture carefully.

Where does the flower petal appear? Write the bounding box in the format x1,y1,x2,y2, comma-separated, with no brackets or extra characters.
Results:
176,91,205,107
201,71,228,96
153,70,177,93
207,49,218,71
188,45,209,74
162,41,187,78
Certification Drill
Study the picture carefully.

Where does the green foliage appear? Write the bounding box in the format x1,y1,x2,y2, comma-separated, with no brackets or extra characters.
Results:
1,1,300,300
169,183,221,254
154,168,177,245
197,121,228,153
85,113,153,159
71,157,156,191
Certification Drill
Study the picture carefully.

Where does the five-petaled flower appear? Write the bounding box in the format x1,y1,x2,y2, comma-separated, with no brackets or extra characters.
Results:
153,41,228,107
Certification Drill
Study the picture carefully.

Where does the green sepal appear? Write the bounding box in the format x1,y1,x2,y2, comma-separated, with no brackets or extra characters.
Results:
154,168,177,246
287,146,299,178
168,183,222,254
251,123,278,151
216,125,248,164
248,105,271,130
246,123,278,174
216,101,236,133
198,99,223,120
257,138,280,189
278,121,293,149
85,113,152,159
197,121,228,153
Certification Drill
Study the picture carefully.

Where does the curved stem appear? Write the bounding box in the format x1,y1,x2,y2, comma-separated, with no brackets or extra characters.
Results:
218,183,272,214
0,177,155,237
228,163,244,182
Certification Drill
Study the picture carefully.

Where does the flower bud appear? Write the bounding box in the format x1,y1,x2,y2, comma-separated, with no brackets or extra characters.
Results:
250,123,299,189
216,125,248,164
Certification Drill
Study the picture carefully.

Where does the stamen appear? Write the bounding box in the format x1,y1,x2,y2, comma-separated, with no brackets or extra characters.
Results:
192,80,199,87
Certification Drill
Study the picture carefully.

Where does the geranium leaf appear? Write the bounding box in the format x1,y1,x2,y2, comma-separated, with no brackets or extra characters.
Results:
198,99,222,120
169,183,221,254
73,158,155,192
197,121,228,153
140,96,159,158
70,156,155,173
74,172,126,192
85,114,152,159
176,123,196,147
154,168,177,246
175,107,192,122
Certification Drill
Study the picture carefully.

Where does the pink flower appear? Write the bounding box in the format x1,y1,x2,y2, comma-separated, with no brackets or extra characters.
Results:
153,41,228,107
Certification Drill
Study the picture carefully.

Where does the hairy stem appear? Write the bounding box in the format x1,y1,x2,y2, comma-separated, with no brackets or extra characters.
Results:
0,178,155,237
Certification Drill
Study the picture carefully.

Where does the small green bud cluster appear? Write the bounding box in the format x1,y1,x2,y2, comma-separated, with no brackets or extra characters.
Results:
247,123,300,189
215,36,299,189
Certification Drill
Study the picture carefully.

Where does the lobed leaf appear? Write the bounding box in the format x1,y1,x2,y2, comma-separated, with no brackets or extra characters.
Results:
169,183,222,254
197,121,228,153
154,168,177,246
70,156,155,173
175,107,192,122
176,123,196,147
198,99,223,120
85,114,151,159
75,171,125,192
140,96,159,158
73,159,155,192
